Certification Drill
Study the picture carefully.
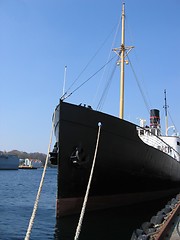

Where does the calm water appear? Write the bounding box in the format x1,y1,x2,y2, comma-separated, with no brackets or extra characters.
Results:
0,168,171,240
0,168,57,240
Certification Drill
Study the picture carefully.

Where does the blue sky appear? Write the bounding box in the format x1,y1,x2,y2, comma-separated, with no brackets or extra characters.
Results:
0,0,180,153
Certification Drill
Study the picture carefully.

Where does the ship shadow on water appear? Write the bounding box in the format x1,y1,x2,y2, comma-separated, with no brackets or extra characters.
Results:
54,197,170,240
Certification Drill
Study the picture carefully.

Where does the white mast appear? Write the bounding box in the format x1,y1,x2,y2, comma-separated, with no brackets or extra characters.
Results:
62,65,67,96
164,89,169,136
119,3,125,119
113,3,134,119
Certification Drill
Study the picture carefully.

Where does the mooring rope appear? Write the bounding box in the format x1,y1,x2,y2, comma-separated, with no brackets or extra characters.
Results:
74,122,102,240
24,115,54,240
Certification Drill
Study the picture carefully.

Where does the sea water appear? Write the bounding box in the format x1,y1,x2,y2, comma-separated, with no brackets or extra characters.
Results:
0,168,171,240
0,168,56,240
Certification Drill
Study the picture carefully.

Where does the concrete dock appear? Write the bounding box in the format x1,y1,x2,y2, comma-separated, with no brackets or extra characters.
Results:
169,218,180,240
152,197,180,240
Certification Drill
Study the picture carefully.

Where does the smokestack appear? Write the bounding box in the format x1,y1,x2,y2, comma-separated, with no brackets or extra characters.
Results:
150,109,160,128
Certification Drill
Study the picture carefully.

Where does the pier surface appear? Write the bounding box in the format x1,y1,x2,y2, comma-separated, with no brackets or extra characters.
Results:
131,194,180,239
169,219,180,240
152,197,180,240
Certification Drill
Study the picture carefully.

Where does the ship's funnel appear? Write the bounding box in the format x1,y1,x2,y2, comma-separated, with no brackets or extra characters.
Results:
150,109,160,128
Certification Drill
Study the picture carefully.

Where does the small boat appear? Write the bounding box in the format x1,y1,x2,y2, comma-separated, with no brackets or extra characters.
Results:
0,154,19,170
18,165,37,170
19,158,38,170
50,4,180,216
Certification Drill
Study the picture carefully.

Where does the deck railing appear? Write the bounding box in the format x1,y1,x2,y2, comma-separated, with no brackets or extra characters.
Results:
137,126,180,162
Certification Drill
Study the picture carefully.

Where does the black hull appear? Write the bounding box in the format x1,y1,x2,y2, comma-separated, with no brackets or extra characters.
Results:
54,101,180,216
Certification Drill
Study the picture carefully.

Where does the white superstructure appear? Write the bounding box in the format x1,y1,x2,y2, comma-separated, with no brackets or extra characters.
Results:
137,108,180,162
160,136,180,160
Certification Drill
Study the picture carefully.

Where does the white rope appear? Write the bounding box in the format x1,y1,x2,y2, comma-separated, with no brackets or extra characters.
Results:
24,115,55,240
74,122,102,240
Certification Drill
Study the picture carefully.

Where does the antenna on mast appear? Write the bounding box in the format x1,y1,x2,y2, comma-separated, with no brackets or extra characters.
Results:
113,3,134,119
62,66,67,96
163,89,169,136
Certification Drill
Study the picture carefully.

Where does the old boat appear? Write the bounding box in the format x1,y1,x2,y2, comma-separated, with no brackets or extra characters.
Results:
50,4,180,216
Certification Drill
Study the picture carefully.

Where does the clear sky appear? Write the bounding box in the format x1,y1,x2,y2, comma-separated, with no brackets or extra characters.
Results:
0,0,180,154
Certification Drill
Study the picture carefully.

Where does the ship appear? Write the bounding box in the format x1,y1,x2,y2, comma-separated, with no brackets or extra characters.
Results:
0,154,19,170
19,158,42,169
50,4,180,216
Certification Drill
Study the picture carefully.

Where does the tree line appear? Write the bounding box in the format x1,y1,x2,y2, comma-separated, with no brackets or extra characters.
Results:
0,150,47,163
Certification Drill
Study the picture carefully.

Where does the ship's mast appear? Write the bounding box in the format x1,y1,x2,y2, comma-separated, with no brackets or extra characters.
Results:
113,3,134,119
119,3,125,119
164,89,168,136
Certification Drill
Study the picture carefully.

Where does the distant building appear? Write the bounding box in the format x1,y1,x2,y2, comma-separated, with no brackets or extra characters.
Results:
23,158,42,168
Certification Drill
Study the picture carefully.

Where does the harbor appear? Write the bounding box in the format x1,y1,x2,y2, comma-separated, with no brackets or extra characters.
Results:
50,3,180,219
0,168,57,239
0,166,179,239
0,1,180,239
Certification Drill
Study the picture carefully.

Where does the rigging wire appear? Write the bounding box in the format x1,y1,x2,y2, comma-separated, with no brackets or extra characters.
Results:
61,24,119,100
168,110,178,133
127,55,150,114
96,60,117,111
125,12,152,109
92,12,122,109
62,55,117,100
162,91,178,134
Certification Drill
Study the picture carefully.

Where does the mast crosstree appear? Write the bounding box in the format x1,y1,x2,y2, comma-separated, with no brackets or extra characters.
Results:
113,3,134,119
